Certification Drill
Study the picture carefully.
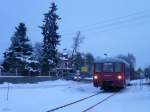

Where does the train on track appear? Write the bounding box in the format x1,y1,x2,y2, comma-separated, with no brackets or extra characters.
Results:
93,58,130,89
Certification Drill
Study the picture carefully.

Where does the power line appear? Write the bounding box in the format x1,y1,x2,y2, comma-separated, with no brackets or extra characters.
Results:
80,13,150,33
78,9,150,29
83,17,150,35
61,9,150,36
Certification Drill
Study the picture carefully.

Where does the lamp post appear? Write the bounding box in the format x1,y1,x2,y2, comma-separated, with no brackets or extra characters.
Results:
104,53,108,58
0,66,1,76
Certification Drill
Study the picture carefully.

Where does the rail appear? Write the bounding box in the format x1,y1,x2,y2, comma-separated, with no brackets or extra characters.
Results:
46,92,102,112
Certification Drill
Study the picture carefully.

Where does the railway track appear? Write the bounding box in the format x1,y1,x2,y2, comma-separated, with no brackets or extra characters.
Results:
46,92,102,112
46,90,120,112
81,93,116,112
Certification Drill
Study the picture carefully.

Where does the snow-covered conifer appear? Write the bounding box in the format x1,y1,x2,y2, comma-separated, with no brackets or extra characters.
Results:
3,23,35,75
40,3,60,75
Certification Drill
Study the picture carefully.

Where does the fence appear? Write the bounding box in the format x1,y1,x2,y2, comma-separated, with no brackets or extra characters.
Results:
0,76,59,84
0,71,76,84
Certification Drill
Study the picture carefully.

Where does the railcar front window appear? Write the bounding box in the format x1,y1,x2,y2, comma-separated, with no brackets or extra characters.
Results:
103,63,113,72
95,63,101,72
115,63,122,72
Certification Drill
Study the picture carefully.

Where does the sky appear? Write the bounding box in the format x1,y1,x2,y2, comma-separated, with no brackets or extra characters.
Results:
0,0,150,68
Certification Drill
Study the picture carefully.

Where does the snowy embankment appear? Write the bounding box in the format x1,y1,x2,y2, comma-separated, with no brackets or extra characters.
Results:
0,80,99,112
0,79,150,112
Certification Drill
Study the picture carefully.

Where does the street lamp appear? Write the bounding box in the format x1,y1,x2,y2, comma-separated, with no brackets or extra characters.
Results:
104,53,108,58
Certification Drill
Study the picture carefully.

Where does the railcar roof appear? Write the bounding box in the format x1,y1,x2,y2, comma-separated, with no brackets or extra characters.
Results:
95,58,129,65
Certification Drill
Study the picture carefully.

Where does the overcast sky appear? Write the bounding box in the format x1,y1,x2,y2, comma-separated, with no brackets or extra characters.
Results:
0,0,150,68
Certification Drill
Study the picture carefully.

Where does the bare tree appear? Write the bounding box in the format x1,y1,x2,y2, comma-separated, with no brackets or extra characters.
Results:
117,53,136,68
71,31,84,71
33,42,43,61
71,31,84,58
144,65,150,80
117,53,136,79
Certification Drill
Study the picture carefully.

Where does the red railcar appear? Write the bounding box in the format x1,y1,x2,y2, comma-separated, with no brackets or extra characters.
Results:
93,58,130,89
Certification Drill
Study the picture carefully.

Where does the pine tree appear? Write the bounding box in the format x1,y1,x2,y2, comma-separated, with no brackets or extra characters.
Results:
3,23,33,75
40,3,60,75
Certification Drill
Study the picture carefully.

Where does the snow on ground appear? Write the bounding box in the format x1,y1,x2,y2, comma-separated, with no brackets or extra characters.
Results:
0,79,150,112
0,80,99,112
91,79,150,112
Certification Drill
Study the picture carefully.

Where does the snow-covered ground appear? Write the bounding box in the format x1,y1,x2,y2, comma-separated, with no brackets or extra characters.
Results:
0,79,150,112
0,80,99,112
91,80,150,112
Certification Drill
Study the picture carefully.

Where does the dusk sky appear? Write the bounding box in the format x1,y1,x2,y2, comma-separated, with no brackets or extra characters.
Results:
0,0,150,68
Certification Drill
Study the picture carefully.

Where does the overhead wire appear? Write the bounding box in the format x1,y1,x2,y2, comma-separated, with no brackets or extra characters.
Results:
61,9,150,37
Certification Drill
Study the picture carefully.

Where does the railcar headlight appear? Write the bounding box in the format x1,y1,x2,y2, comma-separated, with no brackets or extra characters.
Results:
117,75,122,80
94,75,98,80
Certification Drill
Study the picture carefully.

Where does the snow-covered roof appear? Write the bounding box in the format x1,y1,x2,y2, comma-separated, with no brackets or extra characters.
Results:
60,57,68,61
0,65,3,69
95,58,129,65
62,52,67,55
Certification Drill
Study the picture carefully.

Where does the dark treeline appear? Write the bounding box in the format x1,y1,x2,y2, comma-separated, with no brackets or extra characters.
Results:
2,3,60,76
1,2,95,77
